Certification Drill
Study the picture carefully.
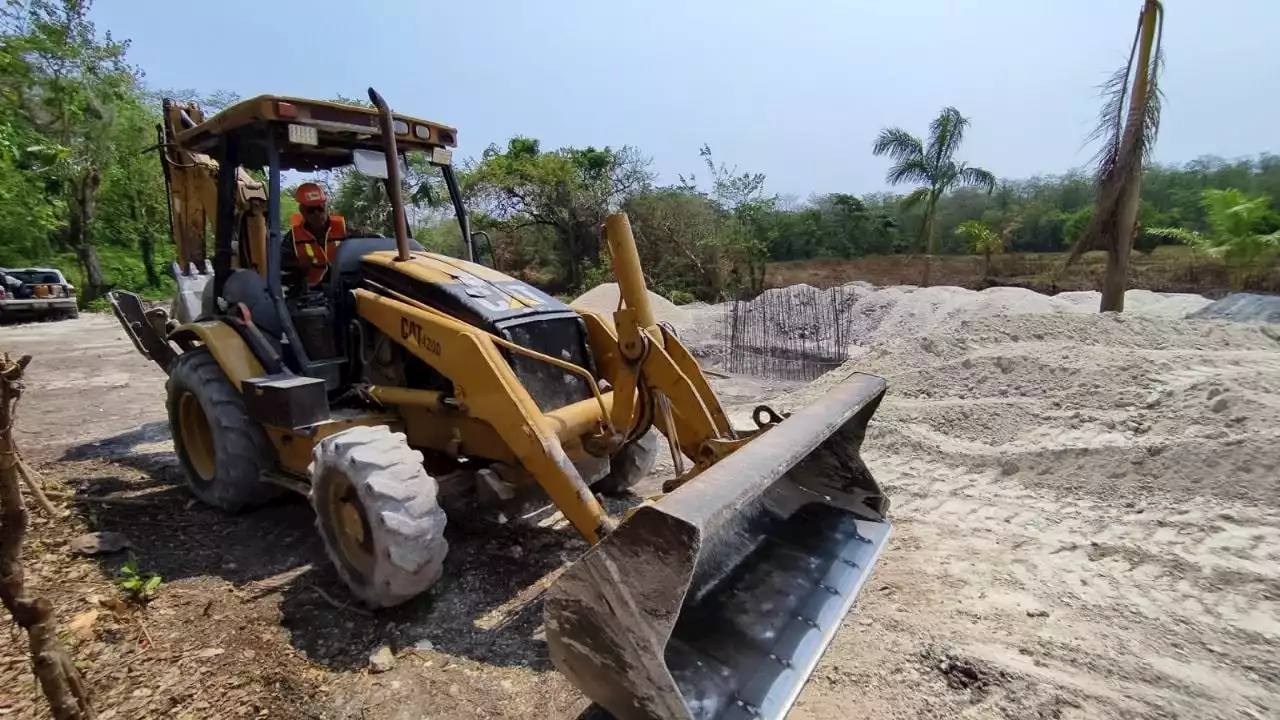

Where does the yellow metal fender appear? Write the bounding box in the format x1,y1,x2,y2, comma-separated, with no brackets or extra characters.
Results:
168,321,264,390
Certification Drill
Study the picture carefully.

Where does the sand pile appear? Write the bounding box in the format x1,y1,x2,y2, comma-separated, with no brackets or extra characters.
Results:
1054,288,1214,317
687,281,1279,718
775,300,1280,506
571,283,691,334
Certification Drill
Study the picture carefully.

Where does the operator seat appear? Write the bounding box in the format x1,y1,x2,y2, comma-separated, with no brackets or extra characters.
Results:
327,235,426,312
217,269,284,341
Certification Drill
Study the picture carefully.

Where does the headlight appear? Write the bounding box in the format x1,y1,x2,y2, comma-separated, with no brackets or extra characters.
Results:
414,125,431,140
392,119,409,135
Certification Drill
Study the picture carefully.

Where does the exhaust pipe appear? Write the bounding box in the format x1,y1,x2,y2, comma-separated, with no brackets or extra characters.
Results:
367,87,412,262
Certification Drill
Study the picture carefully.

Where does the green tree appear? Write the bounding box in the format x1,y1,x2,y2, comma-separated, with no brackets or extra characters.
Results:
1149,189,1280,272
686,144,777,295
804,193,898,258
328,153,440,235
465,137,652,291
625,187,727,299
872,106,995,284
1,0,141,300
92,97,170,287
0,118,65,265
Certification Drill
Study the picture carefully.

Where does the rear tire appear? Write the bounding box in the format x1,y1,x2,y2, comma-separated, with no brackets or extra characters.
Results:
593,429,661,495
311,426,448,608
166,348,280,511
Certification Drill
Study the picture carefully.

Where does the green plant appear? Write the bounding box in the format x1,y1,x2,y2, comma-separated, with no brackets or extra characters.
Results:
116,558,162,602
956,220,1004,277
666,289,695,305
1149,188,1280,263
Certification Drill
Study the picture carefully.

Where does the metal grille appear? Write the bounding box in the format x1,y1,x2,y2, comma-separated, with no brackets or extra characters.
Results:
722,285,857,381
502,315,594,413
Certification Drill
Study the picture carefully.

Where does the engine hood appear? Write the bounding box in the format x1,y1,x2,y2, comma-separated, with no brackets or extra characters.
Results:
359,250,574,326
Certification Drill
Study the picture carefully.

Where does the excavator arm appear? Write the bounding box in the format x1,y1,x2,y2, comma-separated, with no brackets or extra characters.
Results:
158,99,268,321
109,99,273,368
160,99,218,273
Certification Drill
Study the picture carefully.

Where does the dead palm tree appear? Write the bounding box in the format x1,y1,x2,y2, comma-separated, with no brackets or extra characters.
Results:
873,107,996,285
1068,0,1165,312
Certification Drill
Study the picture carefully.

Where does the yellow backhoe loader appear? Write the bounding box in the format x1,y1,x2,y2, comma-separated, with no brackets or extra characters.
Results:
108,89,891,720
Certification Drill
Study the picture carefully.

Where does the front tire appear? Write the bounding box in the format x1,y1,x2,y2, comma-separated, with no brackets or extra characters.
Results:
166,348,280,511
311,426,448,608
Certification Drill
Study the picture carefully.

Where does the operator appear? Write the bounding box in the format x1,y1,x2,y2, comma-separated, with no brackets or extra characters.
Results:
281,182,348,292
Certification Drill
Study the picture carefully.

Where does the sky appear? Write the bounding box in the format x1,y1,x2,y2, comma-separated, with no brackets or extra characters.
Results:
93,0,1277,199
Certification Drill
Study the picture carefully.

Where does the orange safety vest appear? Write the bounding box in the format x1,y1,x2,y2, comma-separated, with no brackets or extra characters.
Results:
290,213,348,286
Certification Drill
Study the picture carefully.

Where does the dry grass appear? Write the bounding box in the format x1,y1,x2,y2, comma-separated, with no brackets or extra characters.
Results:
766,246,1280,297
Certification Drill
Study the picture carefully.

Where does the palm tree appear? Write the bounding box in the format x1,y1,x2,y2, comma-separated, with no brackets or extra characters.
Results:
873,107,995,285
1068,0,1165,312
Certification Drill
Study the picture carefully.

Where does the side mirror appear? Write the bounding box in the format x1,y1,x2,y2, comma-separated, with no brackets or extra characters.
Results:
352,149,408,180
470,230,496,267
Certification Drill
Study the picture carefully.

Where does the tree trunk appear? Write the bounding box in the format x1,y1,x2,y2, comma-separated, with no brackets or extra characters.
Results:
1099,0,1160,313
74,244,104,301
132,191,160,288
140,232,159,288
0,355,95,720
569,215,602,289
747,256,766,295
69,169,104,301
920,194,939,287
555,224,580,291
1100,238,1130,311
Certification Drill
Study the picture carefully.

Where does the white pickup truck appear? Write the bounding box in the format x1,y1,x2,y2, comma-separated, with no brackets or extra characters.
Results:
0,267,79,322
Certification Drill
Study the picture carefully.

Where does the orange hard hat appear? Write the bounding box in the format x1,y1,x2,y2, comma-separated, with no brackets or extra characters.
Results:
295,182,327,207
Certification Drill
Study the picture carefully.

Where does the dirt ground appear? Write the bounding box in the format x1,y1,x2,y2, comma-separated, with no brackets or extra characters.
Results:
2,308,1279,719
765,248,1280,298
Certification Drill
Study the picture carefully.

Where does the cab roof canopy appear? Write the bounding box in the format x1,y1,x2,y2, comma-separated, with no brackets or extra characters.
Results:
171,95,458,172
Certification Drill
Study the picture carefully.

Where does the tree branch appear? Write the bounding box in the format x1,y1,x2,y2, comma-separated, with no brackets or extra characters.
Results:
0,354,94,720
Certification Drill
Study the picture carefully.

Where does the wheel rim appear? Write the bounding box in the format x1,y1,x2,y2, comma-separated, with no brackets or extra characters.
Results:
323,469,375,581
178,391,216,482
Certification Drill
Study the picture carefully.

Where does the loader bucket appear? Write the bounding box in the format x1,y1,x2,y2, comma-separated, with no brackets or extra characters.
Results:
545,373,891,720
108,290,176,371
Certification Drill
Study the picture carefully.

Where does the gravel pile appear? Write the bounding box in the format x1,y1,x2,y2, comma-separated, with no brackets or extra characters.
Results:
686,284,1213,360
1188,292,1280,324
